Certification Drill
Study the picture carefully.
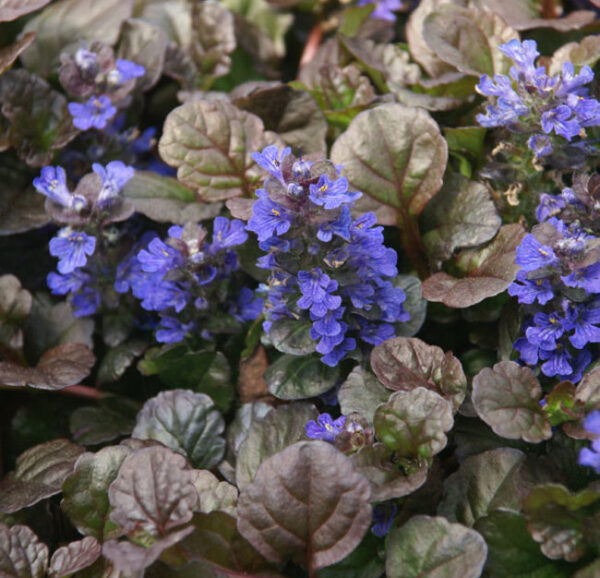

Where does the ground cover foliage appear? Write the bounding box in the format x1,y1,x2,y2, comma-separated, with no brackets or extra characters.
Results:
3,0,600,576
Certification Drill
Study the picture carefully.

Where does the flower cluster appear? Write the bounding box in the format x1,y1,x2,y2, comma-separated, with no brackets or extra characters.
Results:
509,176,600,381
247,146,409,366
62,45,145,131
579,410,600,473
34,161,135,317
117,217,262,343
476,39,600,160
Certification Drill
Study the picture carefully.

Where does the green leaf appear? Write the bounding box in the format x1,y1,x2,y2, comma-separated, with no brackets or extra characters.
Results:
444,126,487,160
331,103,447,218
48,537,101,578
191,471,237,516
317,531,384,578
291,64,375,130
422,4,518,76
374,388,454,460
0,524,48,578
24,294,94,359
122,171,222,224
422,223,526,308
437,448,535,527
20,0,134,76
523,484,600,562
472,361,552,443
132,389,226,470
386,515,487,578
61,446,131,542
97,338,148,386
395,275,428,338
70,396,139,446
268,319,317,356
0,343,95,391
158,99,277,201
232,82,327,154
0,439,84,514
0,70,79,167
474,510,573,578
264,354,340,400
0,275,32,352
422,173,501,263
352,443,428,501
235,402,317,488
237,441,372,573
108,446,198,539
118,18,167,91
138,346,233,412
0,0,51,21
371,336,467,412
338,366,390,426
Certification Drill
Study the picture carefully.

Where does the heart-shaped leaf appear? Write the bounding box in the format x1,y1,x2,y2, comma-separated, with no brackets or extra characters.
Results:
386,515,487,578
20,0,133,76
338,367,390,426
0,70,79,167
264,354,340,400
374,388,454,460
474,510,573,578
422,173,501,264
121,171,222,224
0,439,84,514
268,319,317,356
438,448,533,527
523,484,600,562
237,441,372,573
422,4,518,76
236,402,318,488
422,223,525,308
472,361,552,443
159,99,277,201
132,389,226,470
48,537,101,578
108,446,198,538
330,103,447,218
61,446,132,542
352,443,428,501
0,524,48,578
0,343,95,391
371,337,466,412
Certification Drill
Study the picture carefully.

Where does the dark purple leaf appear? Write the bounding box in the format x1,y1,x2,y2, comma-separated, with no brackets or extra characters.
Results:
48,537,101,578
0,524,48,578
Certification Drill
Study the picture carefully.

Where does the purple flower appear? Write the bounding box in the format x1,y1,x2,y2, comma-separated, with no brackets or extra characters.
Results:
47,270,90,295
33,166,87,210
579,410,600,473
358,0,403,21
539,346,572,377
525,311,565,350
357,320,396,345
72,286,101,317
564,303,600,349
49,229,96,274
561,262,600,294
536,194,565,222
252,145,291,182
247,190,293,242
92,161,134,207
371,503,397,537
500,39,539,81
210,217,248,253
508,271,554,305
317,205,352,242
528,134,553,158
309,175,361,210
515,234,557,271
230,287,263,322
305,413,346,442
156,316,194,343
68,95,116,130
297,268,342,317
321,337,356,366
108,59,145,85
137,237,185,274
541,105,581,140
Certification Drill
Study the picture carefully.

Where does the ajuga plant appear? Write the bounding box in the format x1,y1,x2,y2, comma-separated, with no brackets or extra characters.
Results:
5,1,600,577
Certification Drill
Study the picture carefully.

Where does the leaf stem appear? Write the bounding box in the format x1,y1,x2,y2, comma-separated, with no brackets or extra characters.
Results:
57,384,105,401
399,213,429,279
300,22,323,69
